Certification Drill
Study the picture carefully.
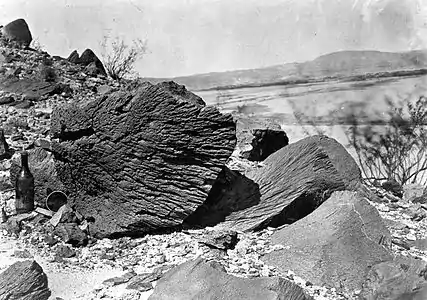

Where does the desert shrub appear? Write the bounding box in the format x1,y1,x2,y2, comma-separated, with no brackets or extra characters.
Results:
30,38,44,51
345,96,427,186
99,34,147,81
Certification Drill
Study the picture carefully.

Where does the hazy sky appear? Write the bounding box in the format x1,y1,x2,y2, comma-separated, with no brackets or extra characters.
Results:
1,0,426,77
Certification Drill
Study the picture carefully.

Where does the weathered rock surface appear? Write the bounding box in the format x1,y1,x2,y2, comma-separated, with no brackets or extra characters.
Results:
67,48,107,77
189,135,362,231
50,81,236,237
196,229,238,250
0,77,61,100
262,191,393,293
403,184,425,202
0,19,32,47
359,256,427,300
0,260,50,300
67,50,80,64
149,257,313,300
53,222,88,246
10,147,64,207
0,129,13,160
235,116,288,161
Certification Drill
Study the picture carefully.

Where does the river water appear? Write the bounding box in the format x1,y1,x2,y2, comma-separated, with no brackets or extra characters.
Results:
195,75,427,184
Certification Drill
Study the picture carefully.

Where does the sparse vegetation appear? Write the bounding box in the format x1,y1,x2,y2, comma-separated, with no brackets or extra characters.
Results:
99,34,147,81
345,96,427,186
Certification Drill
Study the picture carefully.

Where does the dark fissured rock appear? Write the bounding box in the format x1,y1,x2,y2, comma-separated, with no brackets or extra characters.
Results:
262,191,392,294
10,147,65,207
67,50,80,64
157,81,205,106
359,256,427,300
53,223,88,246
196,229,238,250
0,78,60,100
185,166,261,228
235,116,288,161
50,81,236,238
78,49,106,76
149,258,313,300
196,135,362,232
0,260,50,300
1,19,32,47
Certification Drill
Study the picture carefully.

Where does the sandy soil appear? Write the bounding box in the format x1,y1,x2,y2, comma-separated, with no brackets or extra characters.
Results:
0,234,155,300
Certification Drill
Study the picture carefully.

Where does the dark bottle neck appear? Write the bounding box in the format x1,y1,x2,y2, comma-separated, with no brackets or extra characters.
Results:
20,152,31,173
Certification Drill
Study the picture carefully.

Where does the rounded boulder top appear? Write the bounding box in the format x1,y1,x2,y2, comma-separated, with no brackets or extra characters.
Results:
1,18,33,47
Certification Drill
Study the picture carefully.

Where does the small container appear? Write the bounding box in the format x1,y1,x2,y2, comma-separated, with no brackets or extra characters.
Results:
15,151,34,214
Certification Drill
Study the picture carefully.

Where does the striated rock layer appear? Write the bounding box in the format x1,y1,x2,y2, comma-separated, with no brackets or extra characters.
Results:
50,81,236,237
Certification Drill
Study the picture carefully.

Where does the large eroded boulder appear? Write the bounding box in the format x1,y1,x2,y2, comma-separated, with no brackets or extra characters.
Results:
0,260,51,300
0,19,32,47
50,81,236,237
262,191,393,293
188,135,362,231
149,257,313,300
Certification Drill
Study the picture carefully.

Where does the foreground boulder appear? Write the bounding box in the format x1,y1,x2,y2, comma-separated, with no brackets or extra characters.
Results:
188,135,362,231
359,256,427,300
0,260,51,300
149,258,313,300
0,19,32,47
50,81,236,237
262,191,392,293
10,147,65,207
234,116,288,161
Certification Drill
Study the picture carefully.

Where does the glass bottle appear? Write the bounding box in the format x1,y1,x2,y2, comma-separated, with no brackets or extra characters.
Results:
15,151,34,214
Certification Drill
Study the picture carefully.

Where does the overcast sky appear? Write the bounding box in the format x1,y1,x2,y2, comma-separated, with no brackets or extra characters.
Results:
1,0,426,77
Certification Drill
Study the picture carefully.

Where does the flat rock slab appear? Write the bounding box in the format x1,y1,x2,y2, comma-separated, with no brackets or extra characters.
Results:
50,81,236,237
0,260,51,300
262,191,393,293
198,135,362,232
0,78,60,100
359,256,427,300
148,257,313,300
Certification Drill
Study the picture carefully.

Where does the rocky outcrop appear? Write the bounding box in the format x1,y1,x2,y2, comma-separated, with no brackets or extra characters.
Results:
67,50,80,64
262,191,393,293
10,147,65,207
235,116,288,161
149,257,313,300
66,48,107,77
0,19,32,48
359,256,427,300
0,77,63,101
188,135,362,231
50,81,236,237
0,260,51,300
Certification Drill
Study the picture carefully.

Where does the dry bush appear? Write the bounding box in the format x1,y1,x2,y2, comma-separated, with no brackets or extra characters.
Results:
345,96,427,186
99,34,147,81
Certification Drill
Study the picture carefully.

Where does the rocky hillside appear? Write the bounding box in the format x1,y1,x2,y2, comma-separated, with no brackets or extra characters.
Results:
0,18,427,300
143,50,427,91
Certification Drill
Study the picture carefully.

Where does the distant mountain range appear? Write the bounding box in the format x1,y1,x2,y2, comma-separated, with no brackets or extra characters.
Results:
141,50,427,91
